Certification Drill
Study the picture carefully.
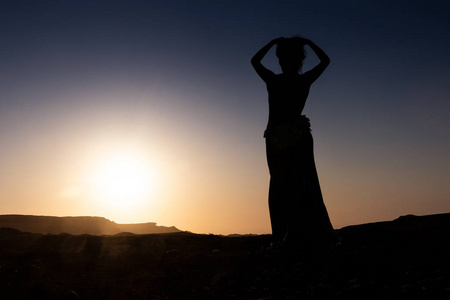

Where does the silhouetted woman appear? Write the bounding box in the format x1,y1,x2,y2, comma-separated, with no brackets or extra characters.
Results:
251,37,336,250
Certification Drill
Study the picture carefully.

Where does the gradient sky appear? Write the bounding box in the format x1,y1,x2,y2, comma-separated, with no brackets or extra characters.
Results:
1,0,449,234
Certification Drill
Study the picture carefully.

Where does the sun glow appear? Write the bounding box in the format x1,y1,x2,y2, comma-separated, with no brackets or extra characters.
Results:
89,152,157,212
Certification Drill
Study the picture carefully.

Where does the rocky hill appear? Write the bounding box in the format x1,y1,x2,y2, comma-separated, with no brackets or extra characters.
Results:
0,215,180,235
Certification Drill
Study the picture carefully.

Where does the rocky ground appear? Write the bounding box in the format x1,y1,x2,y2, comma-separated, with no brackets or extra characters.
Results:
1,214,449,299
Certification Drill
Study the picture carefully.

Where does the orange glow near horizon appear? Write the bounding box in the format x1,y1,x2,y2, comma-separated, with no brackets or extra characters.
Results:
1,94,449,235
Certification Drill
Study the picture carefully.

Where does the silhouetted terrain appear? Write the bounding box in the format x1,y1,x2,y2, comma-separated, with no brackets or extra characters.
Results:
1,213,449,299
0,215,180,235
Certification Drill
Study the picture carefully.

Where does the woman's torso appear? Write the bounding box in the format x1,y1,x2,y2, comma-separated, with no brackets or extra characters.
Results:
266,73,311,129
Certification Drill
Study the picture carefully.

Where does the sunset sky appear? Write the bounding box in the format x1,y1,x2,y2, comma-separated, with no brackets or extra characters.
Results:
1,0,449,234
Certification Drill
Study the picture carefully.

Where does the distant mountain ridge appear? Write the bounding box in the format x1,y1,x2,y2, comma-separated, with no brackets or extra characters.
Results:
0,215,180,235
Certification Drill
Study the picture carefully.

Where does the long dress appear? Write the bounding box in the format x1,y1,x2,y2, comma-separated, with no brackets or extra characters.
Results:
263,73,335,246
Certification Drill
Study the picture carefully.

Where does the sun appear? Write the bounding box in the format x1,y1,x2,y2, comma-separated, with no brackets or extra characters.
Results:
89,152,156,212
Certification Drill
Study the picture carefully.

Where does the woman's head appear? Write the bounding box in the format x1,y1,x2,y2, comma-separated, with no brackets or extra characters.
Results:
276,37,306,74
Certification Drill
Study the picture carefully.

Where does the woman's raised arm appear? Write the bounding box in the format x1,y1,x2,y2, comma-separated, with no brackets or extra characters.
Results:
251,38,284,82
301,38,330,83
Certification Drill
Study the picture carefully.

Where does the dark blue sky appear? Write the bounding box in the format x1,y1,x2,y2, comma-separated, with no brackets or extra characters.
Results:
1,0,449,233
